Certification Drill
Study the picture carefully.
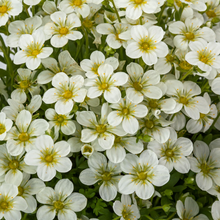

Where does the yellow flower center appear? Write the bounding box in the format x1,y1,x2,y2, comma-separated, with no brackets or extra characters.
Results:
179,96,189,105
149,100,158,109
8,159,19,170
83,145,93,153
45,155,53,163
18,132,29,142
199,55,209,64
73,0,82,6
0,5,7,13
91,63,101,74
141,42,150,51
179,60,192,70
0,123,6,134
145,120,154,129
133,81,142,91
166,54,175,63
122,108,129,115
134,0,143,4
200,113,206,119
31,49,40,57
63,90,73,99
101,83,109,90
165,149,174,157
0,201,9,210
206,10,216,18
185,32,195,40
55,115,65,123
175,0,182,7
18,186,24,196
59,27,68,35
54,201,64,210
138,171,147,180
114,136,121,144
102,171,112,181
83,19,93,29
200,162,211,175
96,124,107,134
19,80,30,90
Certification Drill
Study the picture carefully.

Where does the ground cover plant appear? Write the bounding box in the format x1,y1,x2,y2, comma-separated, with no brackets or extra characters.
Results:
1,0,220,219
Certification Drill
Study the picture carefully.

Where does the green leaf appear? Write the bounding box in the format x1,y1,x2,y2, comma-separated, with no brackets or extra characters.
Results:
55,172,62,180
0,69,8,77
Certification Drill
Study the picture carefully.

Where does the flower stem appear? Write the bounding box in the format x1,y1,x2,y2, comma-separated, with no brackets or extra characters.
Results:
110,0,121,22
145,215,154,220
180,70,192,81
167,212,177,220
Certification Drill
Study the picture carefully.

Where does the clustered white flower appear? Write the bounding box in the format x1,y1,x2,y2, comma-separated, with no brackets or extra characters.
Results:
0,0,220,219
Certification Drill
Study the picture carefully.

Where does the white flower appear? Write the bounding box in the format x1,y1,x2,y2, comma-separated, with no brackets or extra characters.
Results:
126,25,168,65
169,17,215,50
24,135,72,181
43,72,87,114
0,0,22,27
96,23,129,49
58,0,90,18
36,179,87,220
106,135,143,164
107,97,148,134
44,11,82,48
79,152,121,201
45,108,76,141
16,173,45,213
165,80,210,120
148,127,193,173
186,93,218,133
124,62,162,104
114,0,158,20
38,50,84,84
2,95,42,121
0,183,27,220
6,109,49,155
80,51,119,79
188,140,220,191
6,16,42,47
118,150,170,200
175,197,209,220
85,64,128,103
0,144,36,187
0,78,8,100
139,114,172,143
11,68,40,103
113,195,140,220
76,103,126,150
185,39,220,72
180,0,207,11
14,29,53,70
211,201,220,220
0,112,12,141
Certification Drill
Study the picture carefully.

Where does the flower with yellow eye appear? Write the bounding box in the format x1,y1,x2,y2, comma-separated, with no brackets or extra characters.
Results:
45,108,76,141
0,0,22,27
36,179,87,220
185,39,220,72
148,127,193,173
0,183,28,220
43,72,87,114
6,109,49,156
14,28,53,70
118,150,170,200
44,11,82,48
126,25,168,65
79,152,122,201
24,135,72,181
85,64,128,103
169,17,215,51
0,112,12,141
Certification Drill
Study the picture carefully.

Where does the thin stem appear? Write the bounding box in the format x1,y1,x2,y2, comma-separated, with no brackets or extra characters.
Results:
167,212,177,220
22,213,28,220
157,3,166,25
112,216,120,220
180,70,192,81
145,215,154,220
207,112,220,134
110,0,121,22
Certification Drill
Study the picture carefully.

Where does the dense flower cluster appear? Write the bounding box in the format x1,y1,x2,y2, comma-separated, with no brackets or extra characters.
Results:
0,0,220,219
